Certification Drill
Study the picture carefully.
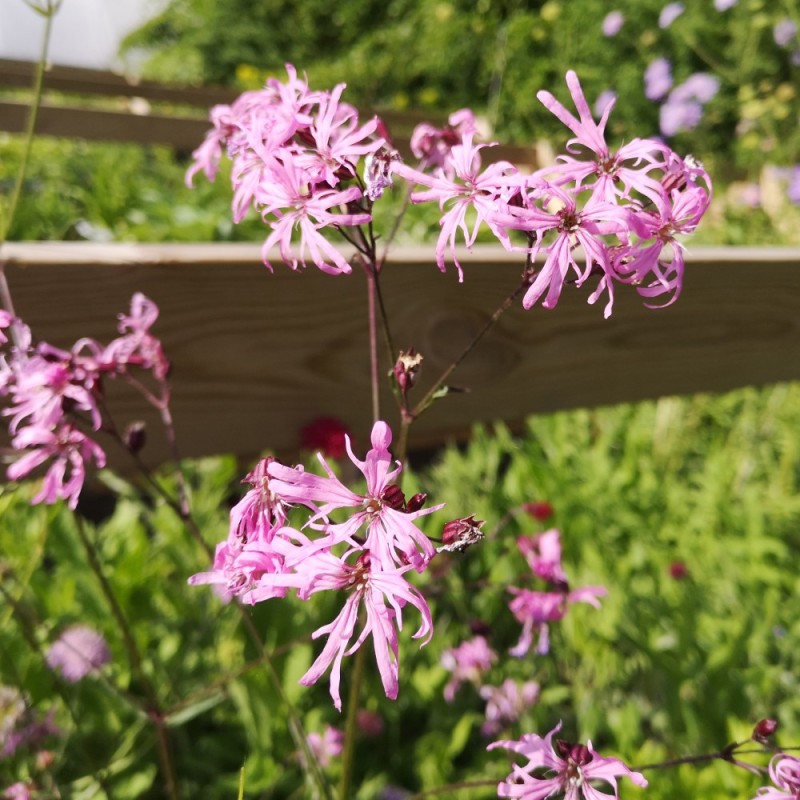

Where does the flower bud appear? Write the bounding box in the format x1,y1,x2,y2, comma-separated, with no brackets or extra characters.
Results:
393,348,424,395
381,484,407,511
438,515,485,554
406,492,427,513
124,421,147,454
753,718,778,742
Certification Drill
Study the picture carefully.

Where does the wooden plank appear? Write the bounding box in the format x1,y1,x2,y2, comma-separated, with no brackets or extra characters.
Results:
0,100,537,164
1,243,797,467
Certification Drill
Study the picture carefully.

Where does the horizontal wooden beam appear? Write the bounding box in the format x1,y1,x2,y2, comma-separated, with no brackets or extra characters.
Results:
1,243,797,467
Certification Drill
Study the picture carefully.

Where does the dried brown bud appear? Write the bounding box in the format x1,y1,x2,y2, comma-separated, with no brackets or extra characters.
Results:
438,515,485,554
124,421,147,454
393,348,424,395
753,719,778,742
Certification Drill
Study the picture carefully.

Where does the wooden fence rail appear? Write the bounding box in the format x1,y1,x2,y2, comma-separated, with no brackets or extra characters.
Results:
0,58,537,163
1,242,798,466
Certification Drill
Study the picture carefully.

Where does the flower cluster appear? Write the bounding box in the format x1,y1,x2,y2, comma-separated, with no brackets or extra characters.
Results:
187,65,386,275
190,420,445,710
0,294,169,509
441,635,497,702
489,721,647,800
508,529,606,657
191,69,710,319
393,70,712,317
0,687,59,761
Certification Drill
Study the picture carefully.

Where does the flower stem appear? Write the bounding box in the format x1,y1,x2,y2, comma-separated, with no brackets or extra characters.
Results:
366,267,381,423
408,778,499,798
72,513,180,800
338,642,367,800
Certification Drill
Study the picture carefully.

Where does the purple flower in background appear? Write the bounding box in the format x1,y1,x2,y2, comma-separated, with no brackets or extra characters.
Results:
0,687,60,760
46,625,111,682
774,19,797,47
3,783,33,800
714,0,737,9
786,166,800,205
594,90,616,118
674,72,720,104
488,721,647,800
659,2,685,28
601,11,624,36
644,58,673,101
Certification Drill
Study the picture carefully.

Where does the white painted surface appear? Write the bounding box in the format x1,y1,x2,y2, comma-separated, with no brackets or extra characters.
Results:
0,0,165,71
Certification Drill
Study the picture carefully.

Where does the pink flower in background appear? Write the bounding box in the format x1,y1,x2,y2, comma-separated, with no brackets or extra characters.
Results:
489,721,647,799
517,530,568,585
356,709,385,737
658,2,684,28
480,679,540,737
714,0,737,8
305,725,344,768
601,11,624,37
46,625,111,682
593,90,616,118
508,586,607,657
441,635,497,701
3,783,33,800
523,501,553,522
644,58,673,101
751,753,800,799
410,108,478,172
0,687,60,760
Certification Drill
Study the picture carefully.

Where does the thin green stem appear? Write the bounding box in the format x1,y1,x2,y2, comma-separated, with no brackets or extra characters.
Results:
366,267,381,423
72,514,180,800
408,778,498,798
338,642,367,800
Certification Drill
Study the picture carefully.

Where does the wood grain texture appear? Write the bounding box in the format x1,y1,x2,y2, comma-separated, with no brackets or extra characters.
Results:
1,243,797,467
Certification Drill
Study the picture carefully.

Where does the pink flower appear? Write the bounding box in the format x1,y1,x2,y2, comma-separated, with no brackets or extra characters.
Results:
7,424,106,510
488,721,647,799
508,586,606,657
268,421,440,572
754,753,800,799
258,153,371,275
517,530,568,585
441,635,497,701
409,108,478,172
305,725,344,768
601,11,624,37
644,58,673,102
254,550,433,711
392,135,520,281
3,783,33,800
658,2,684,29
480,679,540,737
46,625,111,682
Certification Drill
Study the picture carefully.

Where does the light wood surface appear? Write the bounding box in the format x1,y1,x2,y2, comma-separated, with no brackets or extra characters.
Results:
2,242,797,466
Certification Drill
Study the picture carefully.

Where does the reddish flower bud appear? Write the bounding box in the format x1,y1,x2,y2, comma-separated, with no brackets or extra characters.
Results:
393,348,424,395
124,421,147,454
381,484,407,511
406,492,427,513
753,718,779,742
438,515,485,554
523,501,554,521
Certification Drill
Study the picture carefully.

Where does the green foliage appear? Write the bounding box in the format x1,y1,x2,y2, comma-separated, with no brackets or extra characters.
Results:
2,383,799,797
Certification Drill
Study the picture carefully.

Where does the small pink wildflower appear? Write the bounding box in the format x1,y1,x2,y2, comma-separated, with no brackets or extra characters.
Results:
441,635,497,701
480,679,540,738
305,725,344,768
46,625,111,682
488,721,647,799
